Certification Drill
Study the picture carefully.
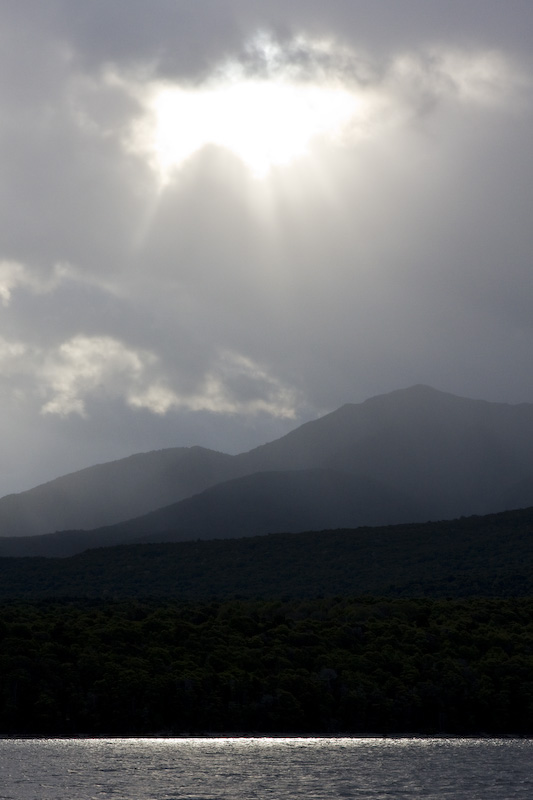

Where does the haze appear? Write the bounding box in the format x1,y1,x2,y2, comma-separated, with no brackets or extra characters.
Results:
1,1,532,496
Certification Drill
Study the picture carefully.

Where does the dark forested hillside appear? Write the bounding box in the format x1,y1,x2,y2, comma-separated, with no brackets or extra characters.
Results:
1,506,532,600
2,506,532,737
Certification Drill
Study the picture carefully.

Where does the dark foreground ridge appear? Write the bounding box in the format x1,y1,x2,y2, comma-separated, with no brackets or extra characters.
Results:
1,506,533,600
1,597,532,736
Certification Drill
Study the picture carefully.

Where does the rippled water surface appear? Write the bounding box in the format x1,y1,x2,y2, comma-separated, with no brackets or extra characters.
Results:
1,737,532,799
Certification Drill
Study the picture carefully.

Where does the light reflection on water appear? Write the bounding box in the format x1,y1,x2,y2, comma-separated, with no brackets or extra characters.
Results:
0,736,532,800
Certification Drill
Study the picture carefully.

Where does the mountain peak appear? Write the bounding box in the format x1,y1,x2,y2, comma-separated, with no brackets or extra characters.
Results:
369,384,454,401
361,384,495,411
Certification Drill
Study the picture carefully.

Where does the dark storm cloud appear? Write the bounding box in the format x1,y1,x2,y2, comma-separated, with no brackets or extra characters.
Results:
0,1,532,494
53,1,533,61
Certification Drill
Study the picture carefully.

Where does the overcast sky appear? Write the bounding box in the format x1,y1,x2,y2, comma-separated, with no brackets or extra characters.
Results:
1,0,532,495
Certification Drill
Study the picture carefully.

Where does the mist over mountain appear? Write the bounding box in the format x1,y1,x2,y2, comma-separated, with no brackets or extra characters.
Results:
0,446,238,538
2,384,533,557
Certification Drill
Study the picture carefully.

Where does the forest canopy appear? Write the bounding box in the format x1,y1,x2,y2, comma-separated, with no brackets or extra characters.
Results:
1,597,532,736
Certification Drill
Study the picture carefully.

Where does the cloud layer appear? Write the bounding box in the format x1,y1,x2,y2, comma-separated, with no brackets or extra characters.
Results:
1,1,532,494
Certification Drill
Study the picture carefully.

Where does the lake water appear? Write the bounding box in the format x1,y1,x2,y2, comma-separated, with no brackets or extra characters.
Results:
0,737,532,799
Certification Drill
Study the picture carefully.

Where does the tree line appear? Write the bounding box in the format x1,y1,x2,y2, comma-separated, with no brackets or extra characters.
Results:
1,596,532,736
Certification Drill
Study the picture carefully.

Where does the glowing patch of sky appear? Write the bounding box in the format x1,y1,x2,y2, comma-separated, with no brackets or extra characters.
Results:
143,79,358,180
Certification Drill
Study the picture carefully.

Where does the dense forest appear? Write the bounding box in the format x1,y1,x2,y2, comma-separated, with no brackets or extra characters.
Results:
2,509,532,735
1,597,532,736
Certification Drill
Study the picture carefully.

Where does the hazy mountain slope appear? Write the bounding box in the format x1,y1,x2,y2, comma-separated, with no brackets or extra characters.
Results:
0,469,422,557
3,384,533,545
0,446,237,537
236,385,533,519
103,468,423,543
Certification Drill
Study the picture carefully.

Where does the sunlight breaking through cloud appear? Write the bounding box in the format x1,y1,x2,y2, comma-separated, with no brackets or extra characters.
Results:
0,1,532,497
147,79,359,179
108,32,525,183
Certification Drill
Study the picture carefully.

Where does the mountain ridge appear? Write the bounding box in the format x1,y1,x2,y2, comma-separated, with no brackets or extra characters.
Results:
2,384,533,555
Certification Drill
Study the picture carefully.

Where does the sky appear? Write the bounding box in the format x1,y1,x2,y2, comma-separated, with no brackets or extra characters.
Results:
1,0,532,496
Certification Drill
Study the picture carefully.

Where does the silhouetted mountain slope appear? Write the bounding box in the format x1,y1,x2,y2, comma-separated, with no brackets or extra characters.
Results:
2,384,533,549
0,526,139,558
107,468,422,543
236,385,533,520
1,506,532,600
0,446,237,537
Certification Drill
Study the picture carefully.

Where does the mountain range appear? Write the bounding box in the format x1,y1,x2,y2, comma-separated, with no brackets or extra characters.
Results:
2,384,533,558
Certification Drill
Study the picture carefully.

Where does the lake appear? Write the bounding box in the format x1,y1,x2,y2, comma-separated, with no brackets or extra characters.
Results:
1,737,532,799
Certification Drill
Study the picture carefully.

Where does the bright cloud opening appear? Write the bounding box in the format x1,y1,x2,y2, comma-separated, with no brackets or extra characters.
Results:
147,78,359,179
115,32,367,181
115,33,522,184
